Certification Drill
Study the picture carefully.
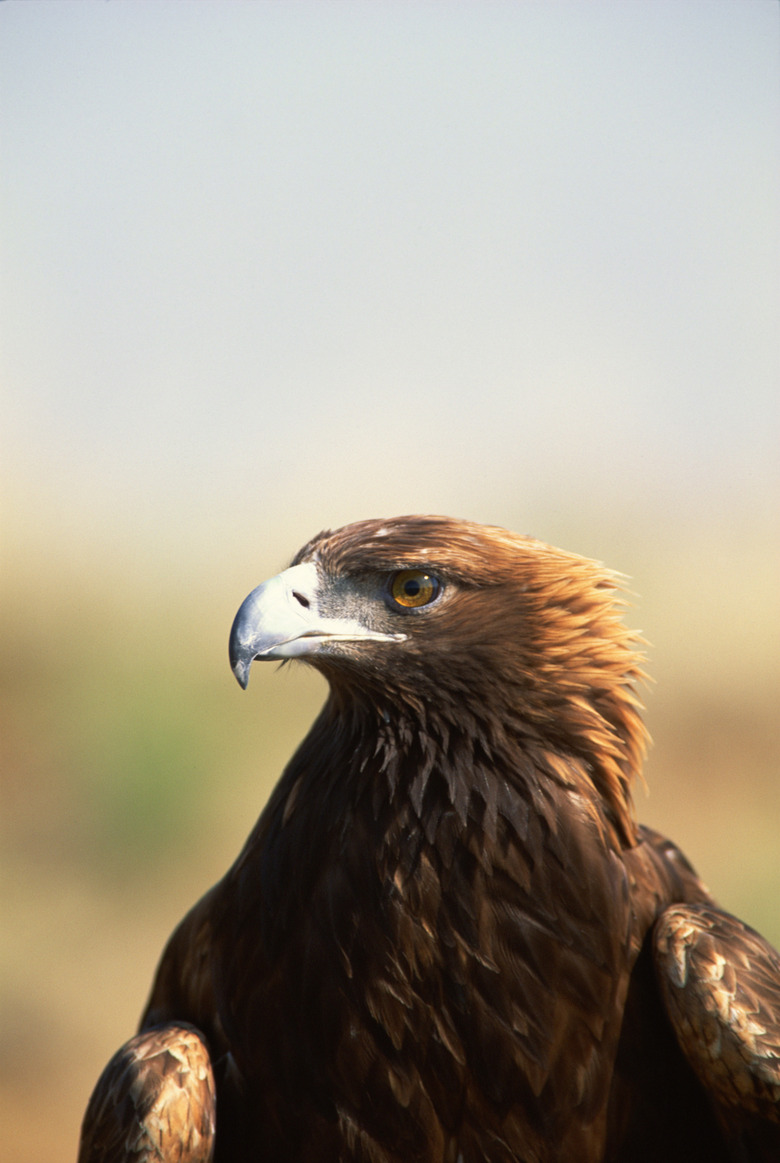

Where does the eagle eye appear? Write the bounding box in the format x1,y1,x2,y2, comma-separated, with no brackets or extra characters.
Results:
388,570,440,610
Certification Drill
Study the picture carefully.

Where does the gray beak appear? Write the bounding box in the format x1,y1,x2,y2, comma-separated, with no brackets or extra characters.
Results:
229,561,404,688
229,562,321,688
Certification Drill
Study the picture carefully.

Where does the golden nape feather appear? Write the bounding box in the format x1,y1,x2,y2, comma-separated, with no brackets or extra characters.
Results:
79,516,780,1162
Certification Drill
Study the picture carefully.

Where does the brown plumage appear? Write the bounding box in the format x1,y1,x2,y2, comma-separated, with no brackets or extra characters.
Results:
79,516,780,1161
78,1024,216,1163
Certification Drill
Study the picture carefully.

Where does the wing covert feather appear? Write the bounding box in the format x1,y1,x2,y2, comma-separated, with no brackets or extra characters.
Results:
78,1023,216,1163
654,903,780,1122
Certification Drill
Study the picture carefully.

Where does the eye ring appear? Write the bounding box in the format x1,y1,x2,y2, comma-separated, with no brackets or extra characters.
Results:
388,569,440,610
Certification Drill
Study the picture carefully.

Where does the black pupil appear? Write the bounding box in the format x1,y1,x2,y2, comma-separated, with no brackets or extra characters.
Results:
404,578,422,597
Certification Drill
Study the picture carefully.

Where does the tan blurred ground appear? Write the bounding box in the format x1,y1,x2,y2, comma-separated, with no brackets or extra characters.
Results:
2,520,778,1162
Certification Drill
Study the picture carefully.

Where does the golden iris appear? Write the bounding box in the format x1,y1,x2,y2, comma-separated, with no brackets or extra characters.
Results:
389,570,439,609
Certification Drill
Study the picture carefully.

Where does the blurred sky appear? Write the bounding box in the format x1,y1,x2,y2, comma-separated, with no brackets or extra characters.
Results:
1,1,779,575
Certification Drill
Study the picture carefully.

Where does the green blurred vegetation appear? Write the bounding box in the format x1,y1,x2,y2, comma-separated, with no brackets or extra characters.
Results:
1,523,778,1162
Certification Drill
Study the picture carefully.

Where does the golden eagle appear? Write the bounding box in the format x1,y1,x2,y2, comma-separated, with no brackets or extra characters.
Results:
79,516,780,1162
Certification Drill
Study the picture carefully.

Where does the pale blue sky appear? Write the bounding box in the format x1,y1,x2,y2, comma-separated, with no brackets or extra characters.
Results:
2,1,778,568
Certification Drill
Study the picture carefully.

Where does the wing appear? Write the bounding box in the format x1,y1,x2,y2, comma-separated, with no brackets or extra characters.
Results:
78,1023,216,1163
654,902,780,1149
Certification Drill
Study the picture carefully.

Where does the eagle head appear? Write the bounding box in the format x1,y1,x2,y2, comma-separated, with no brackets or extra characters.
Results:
229,516,647,845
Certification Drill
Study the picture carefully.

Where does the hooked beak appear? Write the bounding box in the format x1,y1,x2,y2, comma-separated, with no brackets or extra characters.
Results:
229,561,404,688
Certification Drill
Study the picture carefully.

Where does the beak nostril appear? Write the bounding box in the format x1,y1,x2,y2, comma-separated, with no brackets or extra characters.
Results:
292,591,310,609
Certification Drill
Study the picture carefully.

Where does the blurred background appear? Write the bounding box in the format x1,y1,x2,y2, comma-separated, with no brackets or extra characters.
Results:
1,3,778,1158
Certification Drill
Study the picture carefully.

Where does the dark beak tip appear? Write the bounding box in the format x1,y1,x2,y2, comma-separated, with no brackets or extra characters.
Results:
231,655,252,690
229,605,253,689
